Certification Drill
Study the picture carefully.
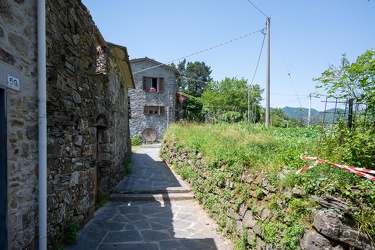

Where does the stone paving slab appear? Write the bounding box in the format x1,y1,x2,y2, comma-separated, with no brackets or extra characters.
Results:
113,145,191,195
69,145,233,250
110,193,195,202
69,200,232,250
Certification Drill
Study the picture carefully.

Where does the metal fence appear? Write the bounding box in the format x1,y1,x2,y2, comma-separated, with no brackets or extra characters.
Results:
319,97,372,131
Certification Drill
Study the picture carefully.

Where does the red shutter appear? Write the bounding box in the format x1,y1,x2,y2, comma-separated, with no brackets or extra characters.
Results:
158,78,164,92
143,77,148,91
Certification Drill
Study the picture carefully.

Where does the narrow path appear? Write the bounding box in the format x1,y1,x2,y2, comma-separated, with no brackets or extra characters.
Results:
69,144,232,250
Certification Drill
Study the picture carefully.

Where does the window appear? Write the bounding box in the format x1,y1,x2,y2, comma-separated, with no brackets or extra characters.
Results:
144,106,165,116
143,77,164,92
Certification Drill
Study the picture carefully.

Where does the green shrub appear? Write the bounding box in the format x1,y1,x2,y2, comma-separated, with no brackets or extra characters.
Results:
95,194,109,210
123,160,131,175
64,222,78,245
131,136,142,146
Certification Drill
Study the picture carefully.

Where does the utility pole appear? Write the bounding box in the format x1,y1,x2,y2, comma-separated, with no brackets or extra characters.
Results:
248,85,251,123
308,94,319,126
308,93,312,126
265,17,271,127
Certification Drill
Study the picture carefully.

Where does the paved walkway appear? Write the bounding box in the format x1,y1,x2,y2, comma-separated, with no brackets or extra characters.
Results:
69,144,232,250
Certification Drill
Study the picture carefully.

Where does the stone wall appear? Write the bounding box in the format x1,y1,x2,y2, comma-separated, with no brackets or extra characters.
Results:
46,0,132,247
1,0,132,248
0,0,39,249
161,142,375,250
129,58,177,141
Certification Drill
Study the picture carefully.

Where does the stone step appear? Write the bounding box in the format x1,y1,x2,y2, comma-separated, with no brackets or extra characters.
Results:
110,192,195,202
113,187,192,195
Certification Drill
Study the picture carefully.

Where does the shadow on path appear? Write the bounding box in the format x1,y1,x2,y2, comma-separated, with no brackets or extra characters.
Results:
69,145,231,250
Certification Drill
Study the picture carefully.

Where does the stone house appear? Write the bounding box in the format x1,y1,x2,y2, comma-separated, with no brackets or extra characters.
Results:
0,0,134,249
129,58,179,142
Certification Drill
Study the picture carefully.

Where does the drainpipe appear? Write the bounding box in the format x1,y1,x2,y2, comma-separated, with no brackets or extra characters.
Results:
37,0,47,249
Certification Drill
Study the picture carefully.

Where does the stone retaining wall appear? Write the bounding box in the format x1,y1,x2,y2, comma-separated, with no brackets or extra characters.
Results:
161,141,374,249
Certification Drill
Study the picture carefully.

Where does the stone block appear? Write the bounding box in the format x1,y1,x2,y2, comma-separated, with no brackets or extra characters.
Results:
313,209,375,249
0,47,15,64
261,207,271,221
247,229,256,245
300,230,346,250
8,32,28,57
243,211,258,228
239,202,248,218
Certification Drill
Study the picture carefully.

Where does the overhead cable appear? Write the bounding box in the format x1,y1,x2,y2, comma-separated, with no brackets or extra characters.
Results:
246,0,269,18
271,96,309,106
278,47,302,107
133,28,265,75
272,0,353,19
250,30,266,85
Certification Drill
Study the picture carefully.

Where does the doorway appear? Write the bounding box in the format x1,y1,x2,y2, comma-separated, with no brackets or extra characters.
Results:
0,88,7,249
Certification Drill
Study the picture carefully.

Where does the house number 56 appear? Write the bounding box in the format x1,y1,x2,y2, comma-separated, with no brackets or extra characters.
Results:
7,75,20,91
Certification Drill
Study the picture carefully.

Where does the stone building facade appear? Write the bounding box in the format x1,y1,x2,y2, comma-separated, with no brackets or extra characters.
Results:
129,58,179,141
0,0,134,249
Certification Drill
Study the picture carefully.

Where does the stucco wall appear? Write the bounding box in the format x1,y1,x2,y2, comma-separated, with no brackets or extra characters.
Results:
129,59,177,141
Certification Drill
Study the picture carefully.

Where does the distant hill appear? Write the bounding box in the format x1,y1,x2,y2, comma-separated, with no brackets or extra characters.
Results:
281,106,346,125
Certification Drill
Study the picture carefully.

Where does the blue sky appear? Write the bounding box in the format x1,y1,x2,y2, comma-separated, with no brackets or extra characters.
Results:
82,0,374,111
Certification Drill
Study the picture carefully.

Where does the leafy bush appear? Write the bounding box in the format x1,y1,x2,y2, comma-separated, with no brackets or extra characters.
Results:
64,222,78,245
123,160,131,175
131,136,142,146
180,93,205,122
219,111,243,123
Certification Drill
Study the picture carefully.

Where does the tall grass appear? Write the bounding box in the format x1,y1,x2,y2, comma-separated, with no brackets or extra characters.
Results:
164,122,319,179
164,122,375,241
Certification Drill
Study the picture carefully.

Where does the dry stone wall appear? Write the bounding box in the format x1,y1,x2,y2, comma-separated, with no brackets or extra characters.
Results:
161,141,375,249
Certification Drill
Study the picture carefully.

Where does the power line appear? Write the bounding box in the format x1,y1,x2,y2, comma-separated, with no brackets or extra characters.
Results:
272,0,353,19
271,93,310,97
271,96,309,106
246,0,269,18
278,47,302,107
248,31,266,123
133,28,265,75
250,30,266,85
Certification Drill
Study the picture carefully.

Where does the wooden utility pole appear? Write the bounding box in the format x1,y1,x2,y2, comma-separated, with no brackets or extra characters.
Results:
265,17,271,126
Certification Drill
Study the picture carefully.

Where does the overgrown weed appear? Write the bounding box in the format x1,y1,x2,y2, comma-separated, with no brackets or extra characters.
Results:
163,122,375,244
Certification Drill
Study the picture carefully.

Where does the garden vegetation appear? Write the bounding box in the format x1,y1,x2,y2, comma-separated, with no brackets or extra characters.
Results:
162,122,375,248
164,49,375,248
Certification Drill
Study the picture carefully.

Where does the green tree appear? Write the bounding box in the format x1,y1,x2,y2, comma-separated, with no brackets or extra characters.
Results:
201,77,263,123
314,49,375,170
270,108,305,128
171,60,212,97
180,93,204,122
314,49,375,110
171,59,187,93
